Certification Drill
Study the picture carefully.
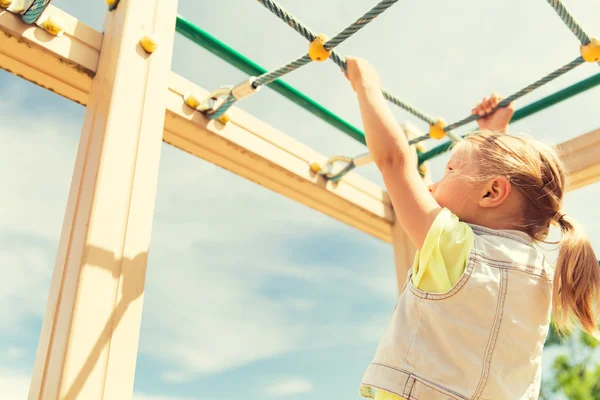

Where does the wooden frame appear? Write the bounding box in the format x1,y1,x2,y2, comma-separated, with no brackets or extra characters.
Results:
0,3,598,399
0,5,395,243
22,1,179,398
558,127,600,191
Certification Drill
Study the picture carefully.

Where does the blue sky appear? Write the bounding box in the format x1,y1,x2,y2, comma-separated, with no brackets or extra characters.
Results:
1,0,600,399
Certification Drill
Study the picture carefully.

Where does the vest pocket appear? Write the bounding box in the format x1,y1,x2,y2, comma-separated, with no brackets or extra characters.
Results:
407,254,476,300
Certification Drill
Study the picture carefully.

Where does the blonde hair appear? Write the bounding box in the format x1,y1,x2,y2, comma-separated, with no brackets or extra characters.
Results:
459,131,600,337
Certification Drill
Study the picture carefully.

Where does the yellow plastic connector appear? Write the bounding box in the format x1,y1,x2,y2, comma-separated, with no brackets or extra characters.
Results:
41,16,64,37
0,0,12,9
183,93,201,110
429,118,447,140
217,114,230,125
105,0,118,7
140,34,158,54
309,161,322,173
308,34,331,62
581,37,600,63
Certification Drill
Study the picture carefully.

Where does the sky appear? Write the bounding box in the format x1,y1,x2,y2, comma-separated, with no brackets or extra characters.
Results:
1,0,600,399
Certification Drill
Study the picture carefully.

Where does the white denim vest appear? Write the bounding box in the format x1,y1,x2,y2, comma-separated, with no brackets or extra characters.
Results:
361,224,553,399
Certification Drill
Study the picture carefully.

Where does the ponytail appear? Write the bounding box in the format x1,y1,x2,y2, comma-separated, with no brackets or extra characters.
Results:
552,213,600,339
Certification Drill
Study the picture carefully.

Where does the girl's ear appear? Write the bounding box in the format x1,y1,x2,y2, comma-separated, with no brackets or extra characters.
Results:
479,176,511,208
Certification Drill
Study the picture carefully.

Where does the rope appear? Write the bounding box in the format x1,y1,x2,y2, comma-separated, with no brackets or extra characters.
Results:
256,0,317,42
382,89,436,125
254,55,312,87
324,0,399,50
206,0,590,151
206,55,312,118
545,0,590,45
207,93,236,119
445,56,585,131
545,0,600,68
21,0,52,24
255,0,443,127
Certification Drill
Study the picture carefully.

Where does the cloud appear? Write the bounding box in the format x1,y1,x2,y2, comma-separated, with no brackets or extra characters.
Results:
0,369,31,400
0,96,79,241
264,378,315,397
0,89,81,334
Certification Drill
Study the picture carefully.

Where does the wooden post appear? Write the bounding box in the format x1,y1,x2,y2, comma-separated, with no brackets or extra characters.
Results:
28,0,178,398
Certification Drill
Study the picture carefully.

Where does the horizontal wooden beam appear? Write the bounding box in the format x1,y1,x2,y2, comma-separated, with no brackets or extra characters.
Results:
0,6,100,106
163,74,394,241
558,128,600,191
0,7,394,242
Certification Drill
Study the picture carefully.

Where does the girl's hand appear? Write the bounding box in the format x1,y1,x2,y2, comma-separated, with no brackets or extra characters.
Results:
343,56,382,94
472,93,515,132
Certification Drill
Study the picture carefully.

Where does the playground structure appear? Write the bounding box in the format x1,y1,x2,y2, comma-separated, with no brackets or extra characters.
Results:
0,0,599,398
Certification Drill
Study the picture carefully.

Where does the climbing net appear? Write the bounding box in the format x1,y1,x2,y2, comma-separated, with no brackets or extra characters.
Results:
5,0,597,181
179,0,599,181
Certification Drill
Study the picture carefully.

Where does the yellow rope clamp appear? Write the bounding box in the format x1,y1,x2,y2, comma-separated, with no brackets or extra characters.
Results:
40,16,64,37
105,0,118,7
308,34,331,62
309,161,322,173
183,93,202,110
217,114,230,125
140,34,158,54
0,0,12,8
429,118,447,140
581,37,600,63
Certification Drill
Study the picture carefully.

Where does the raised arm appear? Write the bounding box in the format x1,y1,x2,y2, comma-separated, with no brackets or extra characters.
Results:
344,57,441,249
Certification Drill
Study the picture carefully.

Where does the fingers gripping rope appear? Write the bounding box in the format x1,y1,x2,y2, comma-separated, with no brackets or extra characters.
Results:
255,0,437,122
191,0,595,181
204,0,461,144
254,0,463,143
445,56,585,132
312,50,587,180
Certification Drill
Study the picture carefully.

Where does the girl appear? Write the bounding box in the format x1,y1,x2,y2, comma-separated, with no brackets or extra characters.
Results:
343,56,600,399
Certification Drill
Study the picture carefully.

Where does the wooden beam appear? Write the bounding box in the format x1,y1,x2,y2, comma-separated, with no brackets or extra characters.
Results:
558,128,600,191
164,73,394,242
27,0,178,398
0,6,100,106
0,6,395,243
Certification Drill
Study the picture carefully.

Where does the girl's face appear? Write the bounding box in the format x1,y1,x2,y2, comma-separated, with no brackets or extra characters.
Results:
428,146,484,223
